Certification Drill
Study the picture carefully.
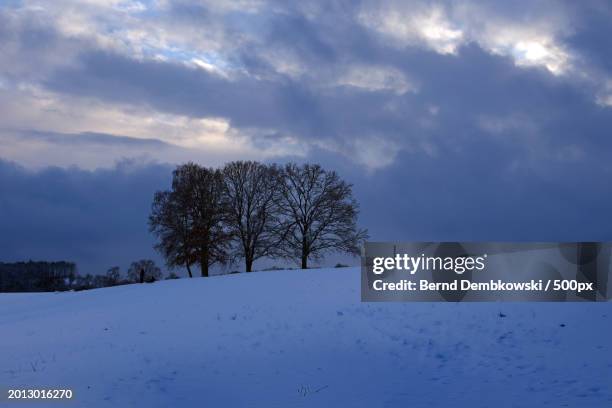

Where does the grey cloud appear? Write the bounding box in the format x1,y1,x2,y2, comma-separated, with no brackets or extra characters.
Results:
0,7,85,83
43,42,612,172
17,130,172,148
0,159,171,274
0,129,208,169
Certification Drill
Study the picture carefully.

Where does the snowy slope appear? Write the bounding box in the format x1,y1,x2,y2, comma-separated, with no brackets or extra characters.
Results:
1,267,611,407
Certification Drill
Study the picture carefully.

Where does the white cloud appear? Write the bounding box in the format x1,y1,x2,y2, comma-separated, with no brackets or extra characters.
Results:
351,136,400,170
471,22,571,75
359,1,574,75
335,65,416,94
13,0,237,75
313,136,400,171
358,4,464,55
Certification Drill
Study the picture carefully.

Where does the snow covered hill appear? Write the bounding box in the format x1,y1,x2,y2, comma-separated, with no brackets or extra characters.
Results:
1,267,611,407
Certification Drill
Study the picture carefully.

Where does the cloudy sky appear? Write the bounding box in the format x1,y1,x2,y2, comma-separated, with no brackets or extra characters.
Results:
2,0,612,274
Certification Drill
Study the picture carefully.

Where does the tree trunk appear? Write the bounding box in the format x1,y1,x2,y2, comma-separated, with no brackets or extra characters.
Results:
185,264,193,278
246,257,253,272
200,248,210,277
139,268,145,283
200,263,209,278
301,235,309,269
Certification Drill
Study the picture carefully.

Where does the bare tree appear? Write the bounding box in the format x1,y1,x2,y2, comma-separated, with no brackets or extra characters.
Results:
276,163,368,269
150,166,197,278
190,165,231,277
149,163,230,278
105,266,121,285
128,259,161,283
222,161,281,272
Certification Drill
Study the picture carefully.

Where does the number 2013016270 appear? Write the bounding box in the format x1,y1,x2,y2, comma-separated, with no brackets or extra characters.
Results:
7,389,73,400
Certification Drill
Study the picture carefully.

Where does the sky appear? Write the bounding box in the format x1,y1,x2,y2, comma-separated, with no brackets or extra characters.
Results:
1,0,612,275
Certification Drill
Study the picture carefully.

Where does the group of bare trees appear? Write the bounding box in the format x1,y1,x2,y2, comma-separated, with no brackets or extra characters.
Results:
149,161,367,277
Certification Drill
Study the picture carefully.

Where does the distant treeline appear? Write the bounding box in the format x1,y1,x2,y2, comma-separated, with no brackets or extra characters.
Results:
0,261,76,292
0,259,175,293
0,258,352,293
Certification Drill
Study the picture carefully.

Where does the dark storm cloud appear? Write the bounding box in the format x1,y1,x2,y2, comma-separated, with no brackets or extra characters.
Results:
0,159,172,274
311,136,612,245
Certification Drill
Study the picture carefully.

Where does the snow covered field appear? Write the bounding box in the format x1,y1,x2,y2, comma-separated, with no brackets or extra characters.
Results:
1,267,611,407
